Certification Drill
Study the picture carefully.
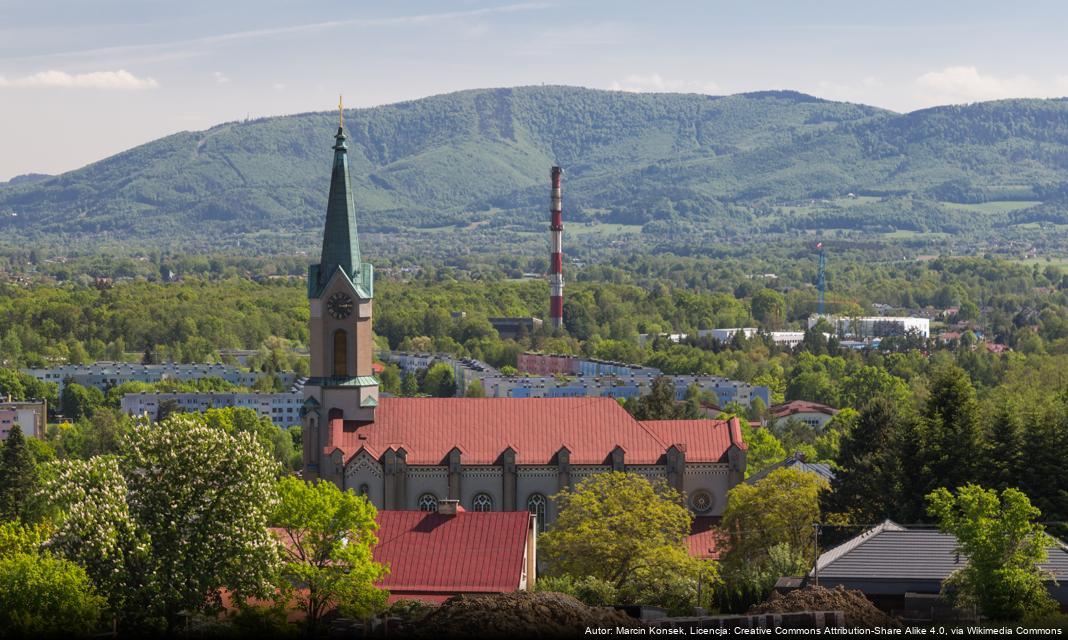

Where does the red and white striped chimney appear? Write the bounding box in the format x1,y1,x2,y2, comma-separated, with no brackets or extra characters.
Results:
549,166,564,330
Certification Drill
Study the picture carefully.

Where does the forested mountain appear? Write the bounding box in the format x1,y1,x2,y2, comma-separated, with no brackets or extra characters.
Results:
4,85,1068,245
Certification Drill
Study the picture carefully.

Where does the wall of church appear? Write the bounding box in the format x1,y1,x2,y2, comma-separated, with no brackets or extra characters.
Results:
683,464,731,516
340,458,735,519
517,466,559,523
344,452,384,504
406,466,449,508
460,466,503,511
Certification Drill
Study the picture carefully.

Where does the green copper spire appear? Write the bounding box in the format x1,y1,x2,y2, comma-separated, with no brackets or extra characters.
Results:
319,124,361,282
309,105,374,300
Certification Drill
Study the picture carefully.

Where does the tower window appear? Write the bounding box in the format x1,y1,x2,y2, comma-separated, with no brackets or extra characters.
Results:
333,329,348,377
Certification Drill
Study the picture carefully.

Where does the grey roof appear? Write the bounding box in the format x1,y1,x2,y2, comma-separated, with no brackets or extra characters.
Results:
813,520,1068,581
746,453,835,484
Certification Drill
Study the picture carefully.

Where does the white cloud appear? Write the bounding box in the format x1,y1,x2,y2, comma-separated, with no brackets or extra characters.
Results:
914,66,1046,104
0,69,158,89
3,3,552,65
212,71,230,84
272,83,285,91
610,73,718,94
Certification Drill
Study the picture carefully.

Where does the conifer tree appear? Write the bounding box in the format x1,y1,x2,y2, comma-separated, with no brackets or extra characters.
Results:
914,365,984,513
987,401,1025,492
824,396,908,523
0,426,36,521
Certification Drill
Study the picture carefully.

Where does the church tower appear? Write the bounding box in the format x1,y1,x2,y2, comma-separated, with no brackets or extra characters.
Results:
302,102,378,483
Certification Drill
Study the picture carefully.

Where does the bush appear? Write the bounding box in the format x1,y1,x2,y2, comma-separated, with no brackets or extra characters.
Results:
0,552,106,636
535,575,619,606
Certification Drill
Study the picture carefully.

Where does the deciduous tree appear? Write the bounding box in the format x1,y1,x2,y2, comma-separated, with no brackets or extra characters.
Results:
540,472,714,613
927,485,1057,620
271,477,387,634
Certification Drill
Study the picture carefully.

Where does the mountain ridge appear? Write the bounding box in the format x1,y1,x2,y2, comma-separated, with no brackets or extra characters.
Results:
2,85,1067,246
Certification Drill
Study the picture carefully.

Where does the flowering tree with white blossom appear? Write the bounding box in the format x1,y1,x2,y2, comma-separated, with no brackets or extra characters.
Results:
43,414,281,633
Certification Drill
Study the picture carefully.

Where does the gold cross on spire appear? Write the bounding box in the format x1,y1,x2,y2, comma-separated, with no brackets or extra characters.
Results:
338,94,344,129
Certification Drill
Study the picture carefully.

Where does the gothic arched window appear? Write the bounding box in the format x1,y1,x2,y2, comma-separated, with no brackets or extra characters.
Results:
418,493,438,512
527,493,547,531
333,329,348,377
472,493,493,512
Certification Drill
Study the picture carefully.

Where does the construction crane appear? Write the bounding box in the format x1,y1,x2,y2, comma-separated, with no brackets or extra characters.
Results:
815,242,827,316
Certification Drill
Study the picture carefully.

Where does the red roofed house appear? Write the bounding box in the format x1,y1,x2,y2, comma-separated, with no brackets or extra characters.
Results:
299,118,747,531
374,504,537,603
768,400,839,429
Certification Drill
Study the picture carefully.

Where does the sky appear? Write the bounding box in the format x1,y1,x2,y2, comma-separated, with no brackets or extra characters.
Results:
2,0,1067,180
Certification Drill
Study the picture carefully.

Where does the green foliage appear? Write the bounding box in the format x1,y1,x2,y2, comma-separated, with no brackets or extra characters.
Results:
421,361,457,397
739,423,787,478
60,383,103,422
719,468,826,613
624,376,701,420
201,407,298,471
534,574,619,606
824,397,909,523
0,551,106,637
540,472,716,614
751,288,786,329
271,477,387,630
722,468,826,567
0,425,36,521
927,485,1058,621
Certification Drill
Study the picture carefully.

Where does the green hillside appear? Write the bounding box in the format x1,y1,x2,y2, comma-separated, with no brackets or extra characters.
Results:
3,86,1068,247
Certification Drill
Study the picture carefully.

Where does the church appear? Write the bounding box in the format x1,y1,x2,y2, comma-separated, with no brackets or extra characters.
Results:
301,114,748,527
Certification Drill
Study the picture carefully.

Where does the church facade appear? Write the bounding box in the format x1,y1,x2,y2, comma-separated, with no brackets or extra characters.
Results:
301,117,747,526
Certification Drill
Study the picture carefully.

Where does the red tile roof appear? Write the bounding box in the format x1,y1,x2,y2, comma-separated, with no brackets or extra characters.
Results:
769,400,838,419
641,419,748,455
374,511,531,597
687,516,728,560
329,397,743,466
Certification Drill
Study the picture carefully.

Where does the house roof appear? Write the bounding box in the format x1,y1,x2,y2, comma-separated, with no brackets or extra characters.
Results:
687,516,727,560
745,452,835,485
374,511,531,595
770,400,839,419
330,397,744,466
813,520,1068,581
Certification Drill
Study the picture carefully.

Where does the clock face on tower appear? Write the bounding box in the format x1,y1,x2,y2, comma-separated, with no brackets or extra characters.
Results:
326,292,354,319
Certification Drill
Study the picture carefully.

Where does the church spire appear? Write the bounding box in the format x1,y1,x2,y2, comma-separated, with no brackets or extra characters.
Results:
317,97,361,287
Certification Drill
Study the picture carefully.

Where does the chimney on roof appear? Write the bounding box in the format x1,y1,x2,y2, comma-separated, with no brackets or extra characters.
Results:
549,166,564,330
437,499,460,516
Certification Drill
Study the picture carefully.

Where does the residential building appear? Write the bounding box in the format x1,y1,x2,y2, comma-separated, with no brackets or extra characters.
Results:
797,521,1068,613
0,399,46,439
769,400,839,429
22,362,298,394
386,352,769,407
373,506,537,603
121,391,304,427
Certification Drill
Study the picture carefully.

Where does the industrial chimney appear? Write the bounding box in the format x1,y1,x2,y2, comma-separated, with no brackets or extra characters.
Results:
549,166,564,330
